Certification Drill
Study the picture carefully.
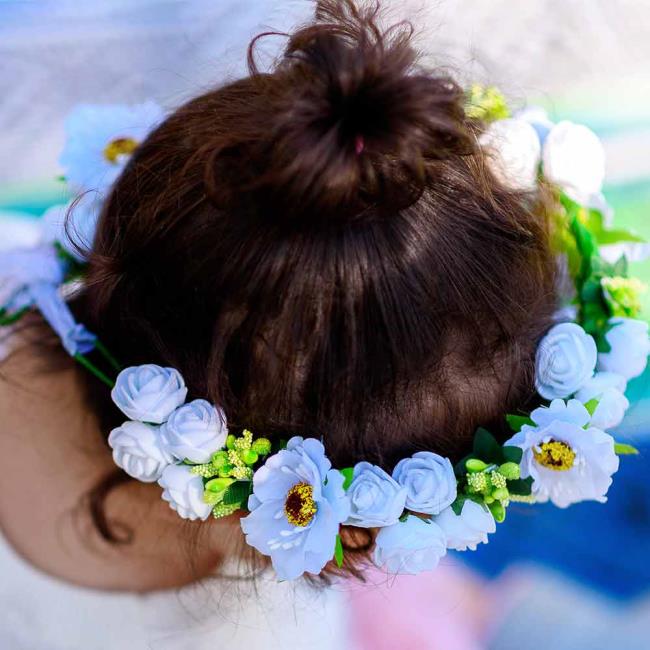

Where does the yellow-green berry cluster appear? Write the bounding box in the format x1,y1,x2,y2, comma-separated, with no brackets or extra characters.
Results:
465,84,510,122
601,276,646,319
464,459,521,522
212,502,240,519
190,430,272,481
188,430,273,518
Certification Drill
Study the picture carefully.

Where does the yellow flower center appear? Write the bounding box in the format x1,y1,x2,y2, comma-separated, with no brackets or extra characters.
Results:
103,137,139,164
284,483,317,527
534,439,576,471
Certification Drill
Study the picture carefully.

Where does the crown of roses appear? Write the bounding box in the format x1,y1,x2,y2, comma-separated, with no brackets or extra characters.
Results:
0,89,646,581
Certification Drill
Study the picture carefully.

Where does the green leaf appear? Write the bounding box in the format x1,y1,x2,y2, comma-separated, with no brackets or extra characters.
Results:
334,534,344,568
340,467,354,491
502,445,523,465
473,428,503,464
0,306,29,326
506,414,534,433
451,495,466,516
612,255,630,277
571,214,597,264
583,398,600,416
507,477,533,496
596,228,646,245
221,481,252,507
614,443,639,455
454,454,473,477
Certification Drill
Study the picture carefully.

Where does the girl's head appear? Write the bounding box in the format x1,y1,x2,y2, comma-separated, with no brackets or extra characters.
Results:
80,0,556,572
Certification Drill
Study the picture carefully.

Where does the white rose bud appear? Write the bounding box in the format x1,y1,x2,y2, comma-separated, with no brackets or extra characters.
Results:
345,462,407,528
575,371,630,429
535,322,597,400
161,399,228,463
373,515,447,575
392,452,457,515
111,364,187,424
435,500,496,551
598,317,650,381
158,464,212,521
108,421,173,482
479,118,541,191
543,121,605,202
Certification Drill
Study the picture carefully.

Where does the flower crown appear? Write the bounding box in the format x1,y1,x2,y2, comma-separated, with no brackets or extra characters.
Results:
0,90,647,581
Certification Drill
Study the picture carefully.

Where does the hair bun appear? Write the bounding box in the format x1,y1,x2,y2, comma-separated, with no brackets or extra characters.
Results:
207,0,474,222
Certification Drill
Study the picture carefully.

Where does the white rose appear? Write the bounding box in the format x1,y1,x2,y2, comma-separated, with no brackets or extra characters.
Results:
542,121,605,202
345,462,407,528
108,421,173,482
373,515,447,575
435,500,496,551
535,322,597,400
575,371,629,429
479,118,541,191
158,464,212,521
392,452,457,515
161,399,228,463
516,106,553,144
111,364,187,424
598,317,650,381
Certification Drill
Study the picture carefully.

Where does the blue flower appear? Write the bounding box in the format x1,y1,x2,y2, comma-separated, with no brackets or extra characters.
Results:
392,452,457,515
240,437,350,581
345,462,406,527
111,365,187,424
373,515,447,575
59,102,164,193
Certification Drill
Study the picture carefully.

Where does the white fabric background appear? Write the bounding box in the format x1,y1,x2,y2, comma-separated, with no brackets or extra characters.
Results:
2,0,650,185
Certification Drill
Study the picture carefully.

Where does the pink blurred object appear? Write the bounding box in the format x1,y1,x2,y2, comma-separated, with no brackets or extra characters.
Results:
346,560,493,650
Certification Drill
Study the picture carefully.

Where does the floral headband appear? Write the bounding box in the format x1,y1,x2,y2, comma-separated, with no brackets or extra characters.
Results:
0,89,647,581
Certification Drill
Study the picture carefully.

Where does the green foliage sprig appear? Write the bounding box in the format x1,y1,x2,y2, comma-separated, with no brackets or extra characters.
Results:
558,193,647,352
453,428,532,523
191,429,273,518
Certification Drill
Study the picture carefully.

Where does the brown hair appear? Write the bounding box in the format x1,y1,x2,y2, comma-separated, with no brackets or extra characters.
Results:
69,0,556,575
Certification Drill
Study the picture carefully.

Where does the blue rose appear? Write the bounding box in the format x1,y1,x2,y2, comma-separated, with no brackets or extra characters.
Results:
111,364,187,424
345,462,406,527
392,452,457,515
373,515,447,575
161,399,228,463
240,437,350,581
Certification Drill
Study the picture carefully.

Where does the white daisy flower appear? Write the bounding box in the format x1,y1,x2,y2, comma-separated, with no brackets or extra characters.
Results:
505,399,619,508
59,102,164,194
